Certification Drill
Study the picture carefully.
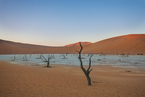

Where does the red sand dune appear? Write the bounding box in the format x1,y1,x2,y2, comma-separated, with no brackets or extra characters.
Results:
0,34,145,55
65,42,92,47
83,34,145,54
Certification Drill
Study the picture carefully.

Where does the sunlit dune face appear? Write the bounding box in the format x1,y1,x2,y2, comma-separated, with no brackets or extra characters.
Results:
121,34,145,39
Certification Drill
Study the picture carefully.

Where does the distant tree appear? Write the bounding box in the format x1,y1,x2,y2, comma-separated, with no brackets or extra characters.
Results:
36,53,43,59
121,53,124,55
23,55,28,61
127,53,129,57
11,55,16,61
29,54,32,58
62,54,68,59
138,53,143,55
42,55,53,68
76,42,93,86
63,54,66,59
66,53,69,56
120,53,126,57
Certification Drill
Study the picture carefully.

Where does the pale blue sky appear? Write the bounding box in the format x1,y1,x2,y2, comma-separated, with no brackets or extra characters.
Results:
0,0,145,46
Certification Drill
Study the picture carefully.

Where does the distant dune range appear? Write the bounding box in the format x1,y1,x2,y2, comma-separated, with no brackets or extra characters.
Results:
0,34,145,55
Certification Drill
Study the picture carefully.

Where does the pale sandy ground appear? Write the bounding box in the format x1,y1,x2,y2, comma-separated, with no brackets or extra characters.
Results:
0,61,145,97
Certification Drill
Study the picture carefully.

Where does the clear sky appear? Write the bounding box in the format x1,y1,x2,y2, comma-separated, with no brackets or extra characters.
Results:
0,0,145,46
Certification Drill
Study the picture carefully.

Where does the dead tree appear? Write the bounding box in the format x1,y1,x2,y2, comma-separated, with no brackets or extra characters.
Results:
23,55,28,61
62,54,68,59
11,55,16,61
63,54,66,59
42,55,53,68
127,53,129,57
76,43,93,86
36,54,43,59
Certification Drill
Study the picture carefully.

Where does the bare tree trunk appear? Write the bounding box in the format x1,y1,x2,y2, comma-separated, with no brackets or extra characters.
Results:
86,75,91,85
47,58,51,67
42,55,52,68
83,68,92,85
47,61,50,67
76,42,93,86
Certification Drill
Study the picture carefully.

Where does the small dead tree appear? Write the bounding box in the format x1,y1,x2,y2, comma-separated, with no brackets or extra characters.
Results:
62,54,68,59
42,55,53,68
76,43,93,86
11,55,16,61
63,54,66,59
127,53,129,57
23,55,28,61
36,54,43,59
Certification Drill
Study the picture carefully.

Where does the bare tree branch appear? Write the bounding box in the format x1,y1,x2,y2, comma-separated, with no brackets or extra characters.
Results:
87,54,93,72
76,50,79,53
42,56,47,62
89,68,93,73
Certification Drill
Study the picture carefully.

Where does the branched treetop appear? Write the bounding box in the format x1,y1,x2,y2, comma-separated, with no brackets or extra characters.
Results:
76,42,93,74
42,55,53,62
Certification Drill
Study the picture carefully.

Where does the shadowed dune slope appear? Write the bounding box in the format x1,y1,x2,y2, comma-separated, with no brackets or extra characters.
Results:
0,39,80,54
0,34,145,54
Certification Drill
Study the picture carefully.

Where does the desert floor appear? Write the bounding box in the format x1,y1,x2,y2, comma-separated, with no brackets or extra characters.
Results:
0,61,145,97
